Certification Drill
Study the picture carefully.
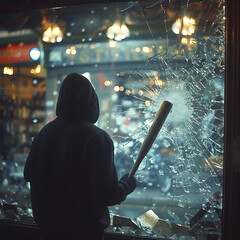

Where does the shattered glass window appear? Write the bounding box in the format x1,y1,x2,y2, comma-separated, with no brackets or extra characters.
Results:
107,1,225,239
0,0,225,239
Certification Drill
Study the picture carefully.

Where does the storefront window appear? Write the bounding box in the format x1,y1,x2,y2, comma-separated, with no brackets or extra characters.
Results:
0,0,225,239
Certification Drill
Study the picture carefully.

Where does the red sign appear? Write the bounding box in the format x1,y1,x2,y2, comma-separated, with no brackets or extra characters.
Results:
0,43,40,64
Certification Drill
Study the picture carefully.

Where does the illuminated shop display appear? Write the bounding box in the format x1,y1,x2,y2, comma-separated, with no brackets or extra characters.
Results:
0,0,225,239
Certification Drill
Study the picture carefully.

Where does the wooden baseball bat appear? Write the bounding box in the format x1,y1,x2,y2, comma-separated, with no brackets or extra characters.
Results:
128,101,173,178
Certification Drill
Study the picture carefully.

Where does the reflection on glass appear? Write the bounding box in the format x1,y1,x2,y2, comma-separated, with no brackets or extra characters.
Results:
0,0,225,239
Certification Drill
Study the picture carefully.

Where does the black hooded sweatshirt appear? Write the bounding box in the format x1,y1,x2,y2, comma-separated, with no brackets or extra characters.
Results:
24,73,131,233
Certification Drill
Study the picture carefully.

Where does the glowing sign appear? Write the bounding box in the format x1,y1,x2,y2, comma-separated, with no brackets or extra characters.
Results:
30,47,40,61
0,43,40,64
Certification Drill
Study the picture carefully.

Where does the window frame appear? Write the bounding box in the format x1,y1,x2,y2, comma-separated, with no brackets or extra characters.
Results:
0,0,239,239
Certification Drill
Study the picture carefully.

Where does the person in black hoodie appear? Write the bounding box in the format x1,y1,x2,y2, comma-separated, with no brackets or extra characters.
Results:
24,73,136,240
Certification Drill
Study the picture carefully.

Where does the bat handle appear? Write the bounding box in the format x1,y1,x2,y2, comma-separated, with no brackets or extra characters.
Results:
128,155,142,178
128,101,172,178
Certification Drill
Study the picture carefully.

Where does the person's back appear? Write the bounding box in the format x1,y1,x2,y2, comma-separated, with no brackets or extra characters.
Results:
24,73,136,240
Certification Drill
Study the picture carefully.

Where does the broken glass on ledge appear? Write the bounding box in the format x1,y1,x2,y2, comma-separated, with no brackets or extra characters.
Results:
107,201,221,240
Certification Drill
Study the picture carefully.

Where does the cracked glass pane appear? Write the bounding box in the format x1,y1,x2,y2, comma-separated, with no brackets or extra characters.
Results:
107,1,225,239
0,0,225,239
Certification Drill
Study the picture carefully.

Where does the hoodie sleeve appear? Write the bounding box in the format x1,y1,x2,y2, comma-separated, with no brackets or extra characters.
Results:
87,132,128,206
24,150,32,182
24,137,37,182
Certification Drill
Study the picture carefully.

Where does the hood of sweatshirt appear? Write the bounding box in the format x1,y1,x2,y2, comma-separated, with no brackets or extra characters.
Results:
56,73,99,124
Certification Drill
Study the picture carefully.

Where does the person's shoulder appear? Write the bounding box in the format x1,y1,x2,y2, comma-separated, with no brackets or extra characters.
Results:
40,118,57,130
88,123,109,135
85,123,112,142
35,118,58,137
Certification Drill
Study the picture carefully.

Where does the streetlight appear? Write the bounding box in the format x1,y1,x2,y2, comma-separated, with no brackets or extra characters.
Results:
106,20,130,41
42,24,63,43
172,16,196,36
